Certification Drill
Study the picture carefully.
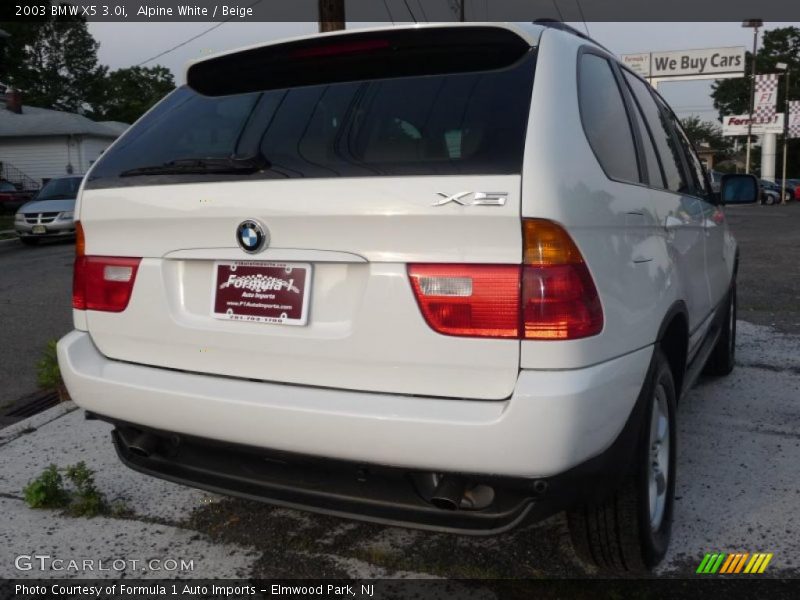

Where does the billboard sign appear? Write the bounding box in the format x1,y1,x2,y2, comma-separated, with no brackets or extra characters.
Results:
722,114,785,136
622,47,746,79
621,52,651,77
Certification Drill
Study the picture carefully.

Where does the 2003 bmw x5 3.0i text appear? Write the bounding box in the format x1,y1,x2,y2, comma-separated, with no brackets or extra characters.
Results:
57,22,759,572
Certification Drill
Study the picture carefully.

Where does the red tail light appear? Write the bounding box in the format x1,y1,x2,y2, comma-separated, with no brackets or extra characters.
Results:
408,264,520,338
520,220,603,340
408,220,603,340
73,256,141,312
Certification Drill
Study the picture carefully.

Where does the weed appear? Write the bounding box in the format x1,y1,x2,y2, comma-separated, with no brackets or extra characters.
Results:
23,464,70,509
23,462,110,518
65,461,108,517
110,500,134,518
36,340,69,401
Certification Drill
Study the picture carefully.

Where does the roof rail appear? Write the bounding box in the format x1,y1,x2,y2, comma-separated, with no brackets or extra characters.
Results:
533,19,612,54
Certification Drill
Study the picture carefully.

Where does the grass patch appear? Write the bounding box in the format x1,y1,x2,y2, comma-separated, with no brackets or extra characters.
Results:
0,214,13,230
36,340,69,401
23,462,111,517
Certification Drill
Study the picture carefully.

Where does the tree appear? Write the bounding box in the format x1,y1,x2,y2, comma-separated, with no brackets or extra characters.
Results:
712,26,800,178
680,116,732,158
712,27,800,118
93,66,175,124
1,4,106,114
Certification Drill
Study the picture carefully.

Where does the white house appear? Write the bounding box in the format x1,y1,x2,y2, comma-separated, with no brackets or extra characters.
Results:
0,90,128,188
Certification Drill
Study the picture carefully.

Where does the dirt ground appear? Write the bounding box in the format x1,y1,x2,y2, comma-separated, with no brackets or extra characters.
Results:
726,203,800,334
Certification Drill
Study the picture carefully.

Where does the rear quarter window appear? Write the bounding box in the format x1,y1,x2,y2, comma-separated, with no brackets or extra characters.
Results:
577,53,640,184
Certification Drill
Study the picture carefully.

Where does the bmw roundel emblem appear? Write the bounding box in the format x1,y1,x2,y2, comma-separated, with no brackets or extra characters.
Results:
236,220,269,253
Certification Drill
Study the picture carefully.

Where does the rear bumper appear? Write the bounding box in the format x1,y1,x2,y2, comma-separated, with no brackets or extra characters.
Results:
58,330,651,479
106,422,538,534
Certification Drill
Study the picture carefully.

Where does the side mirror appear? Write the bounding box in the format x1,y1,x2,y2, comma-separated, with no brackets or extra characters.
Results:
720,174,759,205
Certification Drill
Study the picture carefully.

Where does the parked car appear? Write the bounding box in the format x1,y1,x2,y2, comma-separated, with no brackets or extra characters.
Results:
760,179,792,204
57,23,759,573
0,180,35,213
774,178,797,202
14,175,83,245
789,179,800,201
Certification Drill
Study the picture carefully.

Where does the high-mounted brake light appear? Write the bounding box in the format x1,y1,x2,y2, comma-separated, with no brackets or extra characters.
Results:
408,220,603,340
290,39,391,59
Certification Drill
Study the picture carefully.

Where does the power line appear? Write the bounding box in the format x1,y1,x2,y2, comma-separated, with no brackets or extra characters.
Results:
575,0,591,36
401,0,418,22
551,0,564,22
382,0,395,24
135,0,263,66
415,0,428,22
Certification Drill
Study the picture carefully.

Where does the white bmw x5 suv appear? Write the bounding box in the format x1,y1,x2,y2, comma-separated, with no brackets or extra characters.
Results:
57,22,759,572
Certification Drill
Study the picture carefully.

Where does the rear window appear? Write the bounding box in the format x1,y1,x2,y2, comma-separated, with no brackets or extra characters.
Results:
85,52,536,189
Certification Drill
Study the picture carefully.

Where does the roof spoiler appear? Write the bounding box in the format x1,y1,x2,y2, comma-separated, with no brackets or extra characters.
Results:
187,26,532,97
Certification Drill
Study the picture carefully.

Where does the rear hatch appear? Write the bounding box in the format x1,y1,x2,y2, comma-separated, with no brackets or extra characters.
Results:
77,25,537,400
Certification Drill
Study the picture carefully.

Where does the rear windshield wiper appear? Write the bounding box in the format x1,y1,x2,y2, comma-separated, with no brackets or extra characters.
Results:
120,153,270,177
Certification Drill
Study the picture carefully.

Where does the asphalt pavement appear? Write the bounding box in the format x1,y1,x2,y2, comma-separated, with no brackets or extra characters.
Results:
0,239,73,409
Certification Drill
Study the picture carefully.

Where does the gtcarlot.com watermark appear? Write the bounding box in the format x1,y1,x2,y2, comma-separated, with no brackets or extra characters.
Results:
15,554,195,573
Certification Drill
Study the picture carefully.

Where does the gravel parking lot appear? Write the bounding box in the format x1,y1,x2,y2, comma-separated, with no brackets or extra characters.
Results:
0,203,798,580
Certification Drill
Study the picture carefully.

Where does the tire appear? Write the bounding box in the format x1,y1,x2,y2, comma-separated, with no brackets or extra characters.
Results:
764,194,775,206
703,278,737,376
567,349,677,574
19,237,39,246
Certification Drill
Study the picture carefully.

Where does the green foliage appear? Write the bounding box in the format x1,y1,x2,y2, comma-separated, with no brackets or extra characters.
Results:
36,339,62,390
712,26,800,118
1,2,107,114
711,26,800,177
23,464,70,509
680,115,733,157
1,3,175,122
65,462,108,517
93,65,176,124
23,462,109,517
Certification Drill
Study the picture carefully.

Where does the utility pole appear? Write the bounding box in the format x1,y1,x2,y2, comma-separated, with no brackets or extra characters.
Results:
742,19,763,175
318,0,345,32
449,0,465,21
777,62,790,203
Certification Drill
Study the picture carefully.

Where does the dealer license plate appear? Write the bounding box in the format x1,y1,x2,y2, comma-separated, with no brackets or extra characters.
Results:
212,261,311,326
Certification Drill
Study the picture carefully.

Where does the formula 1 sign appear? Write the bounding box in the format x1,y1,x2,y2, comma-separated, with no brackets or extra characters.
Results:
722,114,785,136
621,47,745,78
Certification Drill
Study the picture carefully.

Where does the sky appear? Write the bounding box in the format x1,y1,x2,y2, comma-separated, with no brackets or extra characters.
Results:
87,21,800,123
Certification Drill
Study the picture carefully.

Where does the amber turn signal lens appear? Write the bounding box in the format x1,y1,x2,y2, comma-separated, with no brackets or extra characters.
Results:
523,219,584,266
75,221,85,257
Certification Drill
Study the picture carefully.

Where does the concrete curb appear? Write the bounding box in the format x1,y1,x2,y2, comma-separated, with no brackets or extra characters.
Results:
0,237,19,246
0,400,77,447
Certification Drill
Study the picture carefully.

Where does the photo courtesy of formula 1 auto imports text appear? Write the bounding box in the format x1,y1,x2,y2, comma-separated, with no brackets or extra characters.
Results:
1,0,800,598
